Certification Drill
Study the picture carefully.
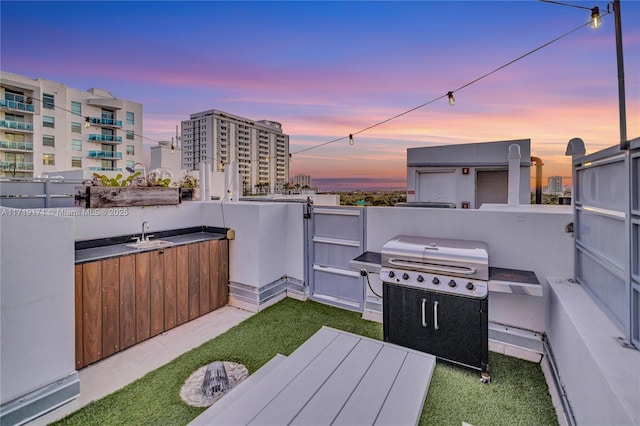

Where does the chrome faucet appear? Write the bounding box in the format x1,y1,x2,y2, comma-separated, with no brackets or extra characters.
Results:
141,221,149,241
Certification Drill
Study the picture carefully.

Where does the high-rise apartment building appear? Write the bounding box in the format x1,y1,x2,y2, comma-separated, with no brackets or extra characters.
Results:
0,71,143,178
293,174,311,188
181,109,289,193
547,175,563,195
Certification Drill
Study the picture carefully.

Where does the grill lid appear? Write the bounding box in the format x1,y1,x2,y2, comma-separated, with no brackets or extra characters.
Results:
381,235,489,280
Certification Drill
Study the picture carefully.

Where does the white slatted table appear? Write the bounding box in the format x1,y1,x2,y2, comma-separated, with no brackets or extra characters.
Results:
191,326,436,426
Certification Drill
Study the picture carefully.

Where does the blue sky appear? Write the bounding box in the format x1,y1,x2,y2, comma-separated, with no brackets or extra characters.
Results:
2,1,639,189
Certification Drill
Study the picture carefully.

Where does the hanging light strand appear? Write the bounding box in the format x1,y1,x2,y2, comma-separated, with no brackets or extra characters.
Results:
290,13,606,157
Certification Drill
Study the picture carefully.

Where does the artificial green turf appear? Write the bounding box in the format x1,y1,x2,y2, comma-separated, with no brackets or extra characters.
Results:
53,298,557,426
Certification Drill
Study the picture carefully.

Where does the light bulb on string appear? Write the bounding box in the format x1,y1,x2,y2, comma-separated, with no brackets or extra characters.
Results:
447,92,456,106
590,6,601,29
349,134,354,145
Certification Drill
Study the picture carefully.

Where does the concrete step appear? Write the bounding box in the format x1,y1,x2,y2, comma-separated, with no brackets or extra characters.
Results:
189,354,287,425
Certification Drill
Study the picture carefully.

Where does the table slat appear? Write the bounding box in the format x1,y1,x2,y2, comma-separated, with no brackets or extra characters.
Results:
332,345,407,426
290,338,384,425
249,332,360,425
206,327,339,425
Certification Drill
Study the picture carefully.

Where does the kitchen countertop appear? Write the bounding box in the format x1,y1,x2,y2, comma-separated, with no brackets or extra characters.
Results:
75,226,227,264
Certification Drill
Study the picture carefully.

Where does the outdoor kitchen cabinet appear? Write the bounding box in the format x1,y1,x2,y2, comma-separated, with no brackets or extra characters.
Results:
74,239,228,369
383,283,488,370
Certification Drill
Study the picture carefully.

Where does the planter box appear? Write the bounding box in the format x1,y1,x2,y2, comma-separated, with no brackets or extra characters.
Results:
180,188,200,201
75,186,181,208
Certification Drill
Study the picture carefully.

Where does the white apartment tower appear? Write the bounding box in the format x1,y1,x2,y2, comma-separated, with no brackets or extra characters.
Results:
293,174,312,189
0,71,144,178
181,109,289,193
547,175,563,195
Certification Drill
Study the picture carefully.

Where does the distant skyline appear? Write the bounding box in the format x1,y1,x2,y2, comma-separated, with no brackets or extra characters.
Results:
2,1,638,190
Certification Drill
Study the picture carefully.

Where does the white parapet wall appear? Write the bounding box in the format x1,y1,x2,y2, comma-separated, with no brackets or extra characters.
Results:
201,201,306,311
546,277,639,426
0,208,79,425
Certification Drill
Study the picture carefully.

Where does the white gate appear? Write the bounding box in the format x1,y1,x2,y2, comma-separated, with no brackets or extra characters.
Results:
307,206,365,311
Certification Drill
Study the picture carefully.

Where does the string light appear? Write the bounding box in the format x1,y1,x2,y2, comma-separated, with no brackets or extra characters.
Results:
290,14,601,157
591,6,601,28
26,7,608,163
447,91,456,106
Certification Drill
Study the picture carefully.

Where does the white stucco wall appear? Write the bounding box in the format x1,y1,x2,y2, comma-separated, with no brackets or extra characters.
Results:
71,203,203,241
365,206,574,332
201,202,305,289
0,210,76,404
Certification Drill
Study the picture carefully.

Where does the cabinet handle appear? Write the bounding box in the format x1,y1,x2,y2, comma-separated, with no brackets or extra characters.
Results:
421,298,427,327
433,301,439,330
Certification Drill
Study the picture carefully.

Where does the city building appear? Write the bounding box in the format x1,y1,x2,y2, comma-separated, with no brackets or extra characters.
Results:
546,175,563,194
180,109,289,193
293,174,311,189
0,71,144,179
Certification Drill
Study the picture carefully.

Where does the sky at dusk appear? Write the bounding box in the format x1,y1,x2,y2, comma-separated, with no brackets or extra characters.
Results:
2,1,639,190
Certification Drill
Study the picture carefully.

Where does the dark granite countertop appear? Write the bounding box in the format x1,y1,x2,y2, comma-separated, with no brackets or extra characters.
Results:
75,226,227,264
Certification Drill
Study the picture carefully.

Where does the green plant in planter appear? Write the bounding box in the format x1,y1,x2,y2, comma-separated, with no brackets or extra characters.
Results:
175,173,199,189
143,172,172,187
91,172,141,187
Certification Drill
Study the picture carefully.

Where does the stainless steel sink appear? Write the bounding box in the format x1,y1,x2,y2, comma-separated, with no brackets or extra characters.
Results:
126,239,173,249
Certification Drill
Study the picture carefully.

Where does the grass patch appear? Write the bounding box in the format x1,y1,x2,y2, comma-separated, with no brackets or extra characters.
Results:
54,298,557,426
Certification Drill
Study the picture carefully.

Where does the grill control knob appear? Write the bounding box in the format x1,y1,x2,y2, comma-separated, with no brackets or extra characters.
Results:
388,271,395,278
402,273,410,280
417,275,424,283
432,277,440,285
466,282,475,290
448,279,457,288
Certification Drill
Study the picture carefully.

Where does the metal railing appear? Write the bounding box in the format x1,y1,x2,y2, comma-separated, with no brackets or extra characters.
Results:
87,151,123,159
88,134,123,143
0,141,33,151
0,120,34,132
88,167,123,172
0,99,35,113
0,161,34,170
0,176,84,208
87,117,123,128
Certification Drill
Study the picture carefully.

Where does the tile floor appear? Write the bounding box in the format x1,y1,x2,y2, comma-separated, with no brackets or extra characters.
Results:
29,305,254,425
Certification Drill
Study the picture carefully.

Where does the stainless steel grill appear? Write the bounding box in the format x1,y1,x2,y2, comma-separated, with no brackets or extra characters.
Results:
381,235,490,377
381,235,489,298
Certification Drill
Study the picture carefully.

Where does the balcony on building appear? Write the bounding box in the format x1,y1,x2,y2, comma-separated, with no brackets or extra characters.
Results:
0,161,34,171
0,120,34,133
0,141,33,152
88,134,123,143
87,117,123,128
88,166,123,172
87,150,123,159
0,98,35,114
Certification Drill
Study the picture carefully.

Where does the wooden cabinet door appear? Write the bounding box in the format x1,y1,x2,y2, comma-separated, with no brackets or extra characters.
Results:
199,241,211,315
163,247,177,330
135,252,151,342
120,255,136,350
188,243,200,320
82,261,102,365
102,257,120,358
208,239,229,310
176,245,189,325
150,250,165,337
